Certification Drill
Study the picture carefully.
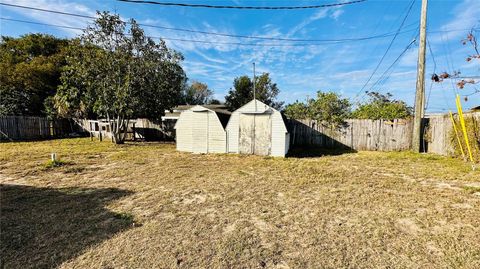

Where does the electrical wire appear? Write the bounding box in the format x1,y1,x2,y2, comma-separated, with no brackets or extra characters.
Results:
0,17,421,47
0,2,422,43
356,24,420,99
367,38,417,93
0,17,326,47
116,0,367,10
425,37,436,111
353,0,416,101
440,32,460,95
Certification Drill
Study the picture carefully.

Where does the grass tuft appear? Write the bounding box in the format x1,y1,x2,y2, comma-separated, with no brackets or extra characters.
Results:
43,159,69,169
462,185,480,194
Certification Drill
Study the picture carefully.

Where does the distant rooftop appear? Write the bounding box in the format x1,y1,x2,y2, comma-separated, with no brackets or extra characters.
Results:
162,104,229,121
173,104,227,111
471,105,480,111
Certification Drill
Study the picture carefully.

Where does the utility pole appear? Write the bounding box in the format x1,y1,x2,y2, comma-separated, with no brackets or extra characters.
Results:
412,0,428,152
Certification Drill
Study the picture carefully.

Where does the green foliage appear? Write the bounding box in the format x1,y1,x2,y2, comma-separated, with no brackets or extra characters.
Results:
283,101,309,120
43,159,68,169
285,91,351,126
113,212,135,223
224,73,282,111
182,81,213,105
0,34,69,116
55,12,186,143
352,92,412,120
462,185,480,194
307,91,351,126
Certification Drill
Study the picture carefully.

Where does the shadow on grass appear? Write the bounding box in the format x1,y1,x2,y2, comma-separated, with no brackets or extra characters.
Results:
287,146,357,158
0,184,134,268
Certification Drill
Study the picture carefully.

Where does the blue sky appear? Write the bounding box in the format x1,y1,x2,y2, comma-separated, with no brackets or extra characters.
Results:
1,0,479,112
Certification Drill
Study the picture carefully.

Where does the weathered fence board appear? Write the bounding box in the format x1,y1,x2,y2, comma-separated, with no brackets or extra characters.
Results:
289,118,413,151
425,112,480,156
289,112,480,155
0,116,85,141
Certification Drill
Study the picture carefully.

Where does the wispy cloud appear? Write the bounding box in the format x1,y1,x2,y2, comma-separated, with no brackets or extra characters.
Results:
1,0,95,35
440,0,480,38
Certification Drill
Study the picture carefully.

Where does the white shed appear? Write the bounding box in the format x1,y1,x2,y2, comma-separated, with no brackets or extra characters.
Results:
174,105,231,154
226,99,290,157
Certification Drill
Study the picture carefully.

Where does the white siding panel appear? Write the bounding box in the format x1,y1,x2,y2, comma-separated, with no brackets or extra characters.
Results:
208,111,227,153
176,111,193,152
192,111,208,153
226,112,239,153
271,111,287,157
175,107,228,154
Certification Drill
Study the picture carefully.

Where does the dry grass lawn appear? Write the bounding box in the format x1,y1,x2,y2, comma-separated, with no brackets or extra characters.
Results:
1,138,479,268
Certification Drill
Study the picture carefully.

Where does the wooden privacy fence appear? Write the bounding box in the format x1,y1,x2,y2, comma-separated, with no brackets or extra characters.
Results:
0,116,85,141
289,112,480,156
424,112,480,156
290,119,413,151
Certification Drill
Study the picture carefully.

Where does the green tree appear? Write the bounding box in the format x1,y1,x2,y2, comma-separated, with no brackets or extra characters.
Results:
351,91,412,120
284,91,351,126
284,101,309,119
0,34,68,116
182,81,213,105
224,73,282,111
55,12,185,144
307,91,351,126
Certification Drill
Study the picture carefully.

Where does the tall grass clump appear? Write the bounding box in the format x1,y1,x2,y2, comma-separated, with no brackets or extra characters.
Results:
450,114,480,162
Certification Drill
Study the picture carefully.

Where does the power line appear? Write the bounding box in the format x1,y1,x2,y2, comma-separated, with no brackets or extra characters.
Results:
367,38,417,94
4,17,408,48
425,37,436,111
117,0,367,10
354,0,416,101
0,18,310,47
0,2,420,43
357,26,420,101
2,2,475,44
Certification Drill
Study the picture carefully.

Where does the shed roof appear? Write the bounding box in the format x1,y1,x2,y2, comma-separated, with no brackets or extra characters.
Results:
175,104,227,111
235,99,278,114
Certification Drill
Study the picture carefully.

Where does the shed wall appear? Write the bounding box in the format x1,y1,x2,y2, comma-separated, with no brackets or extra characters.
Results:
207,111,228,153
175,111,193,152
226,100,289,157
192,111,208,153
226,114,239,153
271,111,288,157
175,109,227,154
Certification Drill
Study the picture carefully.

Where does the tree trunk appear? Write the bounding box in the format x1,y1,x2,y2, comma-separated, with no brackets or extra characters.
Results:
112,115,126,144
106,113,126,144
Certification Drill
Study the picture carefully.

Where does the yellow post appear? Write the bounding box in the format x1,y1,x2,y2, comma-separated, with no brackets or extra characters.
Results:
455,94,475,166
449,110,466,160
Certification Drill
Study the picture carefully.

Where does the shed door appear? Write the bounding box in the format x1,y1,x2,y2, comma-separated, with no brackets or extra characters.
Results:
192,111,208,153
239,113,271,155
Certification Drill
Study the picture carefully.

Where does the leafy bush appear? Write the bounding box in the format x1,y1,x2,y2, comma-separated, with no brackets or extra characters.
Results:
352,92,412,120
284,91,351,126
